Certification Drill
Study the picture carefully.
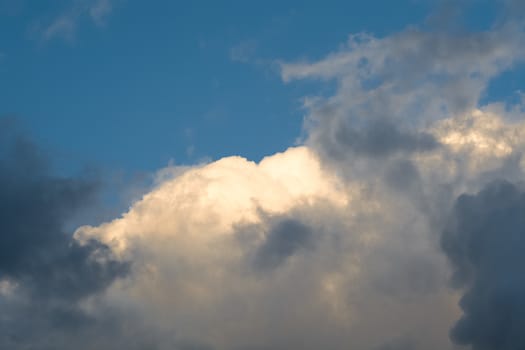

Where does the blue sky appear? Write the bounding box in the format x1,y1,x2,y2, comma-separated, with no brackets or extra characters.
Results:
2,0,508,174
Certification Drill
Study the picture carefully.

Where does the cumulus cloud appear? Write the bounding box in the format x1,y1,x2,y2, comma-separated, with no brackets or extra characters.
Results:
71,145,462,350
9,108,525,349
6,3,525,349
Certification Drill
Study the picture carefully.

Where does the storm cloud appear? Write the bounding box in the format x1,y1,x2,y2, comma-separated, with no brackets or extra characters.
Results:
443,180,525,350
0,125,129,347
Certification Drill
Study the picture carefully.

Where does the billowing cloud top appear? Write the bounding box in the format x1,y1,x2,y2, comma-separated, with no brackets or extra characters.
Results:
76,147,347,252
3,4,525,350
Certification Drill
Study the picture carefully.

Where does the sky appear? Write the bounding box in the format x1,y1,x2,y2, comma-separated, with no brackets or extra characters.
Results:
2,1,525,349
2,0,509,172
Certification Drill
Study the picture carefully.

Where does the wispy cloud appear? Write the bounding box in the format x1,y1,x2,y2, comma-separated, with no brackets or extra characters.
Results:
89,0,113,26
42,15,77,41
230,39,258,63
38,0,118,42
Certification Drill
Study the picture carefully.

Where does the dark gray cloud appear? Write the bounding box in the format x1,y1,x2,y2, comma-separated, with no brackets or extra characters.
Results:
384,159,421,192
373,336,416,350
252,218,313,271
0,125,129,348
442,180,525,350
367,248,443,300
334,120,439,158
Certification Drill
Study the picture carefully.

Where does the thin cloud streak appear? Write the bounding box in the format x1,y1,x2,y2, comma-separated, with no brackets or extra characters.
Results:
38,0,118,42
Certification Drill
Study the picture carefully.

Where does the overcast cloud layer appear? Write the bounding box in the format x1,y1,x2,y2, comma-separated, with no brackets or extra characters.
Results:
3,3,525,350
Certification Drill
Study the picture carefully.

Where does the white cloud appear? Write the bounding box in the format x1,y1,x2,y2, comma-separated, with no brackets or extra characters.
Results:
76,147,348,252
72,136,518,349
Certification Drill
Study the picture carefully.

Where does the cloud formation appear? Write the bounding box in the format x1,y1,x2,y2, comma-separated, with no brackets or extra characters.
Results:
276,7,525,349
71,144,463,350
281,21,525,170
5,3,525,349
7,110,525,349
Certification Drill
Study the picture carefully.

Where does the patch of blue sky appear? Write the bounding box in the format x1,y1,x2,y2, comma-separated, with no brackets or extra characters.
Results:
0,0,522,176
